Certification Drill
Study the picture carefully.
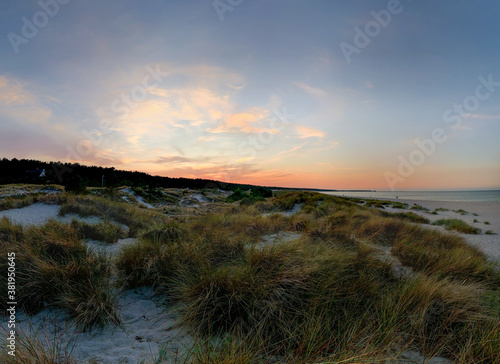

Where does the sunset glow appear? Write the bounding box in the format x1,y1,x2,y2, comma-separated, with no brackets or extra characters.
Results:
1,1,499,190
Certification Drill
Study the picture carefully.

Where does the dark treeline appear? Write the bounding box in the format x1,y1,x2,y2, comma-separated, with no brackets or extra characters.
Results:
0,158,257,191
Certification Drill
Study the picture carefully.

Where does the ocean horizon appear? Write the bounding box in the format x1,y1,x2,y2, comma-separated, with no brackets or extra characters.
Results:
320,190,500,203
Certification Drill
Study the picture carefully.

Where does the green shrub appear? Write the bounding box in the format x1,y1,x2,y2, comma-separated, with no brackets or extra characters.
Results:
62,174,88,193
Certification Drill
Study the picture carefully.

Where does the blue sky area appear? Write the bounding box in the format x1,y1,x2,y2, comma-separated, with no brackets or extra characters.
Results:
1,0,499,189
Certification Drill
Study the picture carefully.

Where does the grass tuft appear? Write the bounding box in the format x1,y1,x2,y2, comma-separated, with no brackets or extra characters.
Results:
433,219,482,234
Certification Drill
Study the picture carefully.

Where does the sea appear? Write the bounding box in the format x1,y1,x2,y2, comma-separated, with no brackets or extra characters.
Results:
320,190,500,203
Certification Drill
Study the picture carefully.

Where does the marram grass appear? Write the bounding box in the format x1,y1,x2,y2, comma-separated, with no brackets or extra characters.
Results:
1,189,499,363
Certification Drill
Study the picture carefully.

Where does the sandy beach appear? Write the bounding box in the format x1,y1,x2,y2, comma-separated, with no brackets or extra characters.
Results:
367,198,500,262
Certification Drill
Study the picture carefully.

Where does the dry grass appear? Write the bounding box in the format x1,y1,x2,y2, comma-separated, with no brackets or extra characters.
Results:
0,326,76,364
1,189,499,363
433,218,482,234
116,191,500,362
0,217,119,330
59,194,170,237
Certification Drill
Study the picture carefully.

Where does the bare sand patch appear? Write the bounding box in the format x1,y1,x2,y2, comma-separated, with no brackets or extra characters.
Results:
2,287,191,364
0,202,129,232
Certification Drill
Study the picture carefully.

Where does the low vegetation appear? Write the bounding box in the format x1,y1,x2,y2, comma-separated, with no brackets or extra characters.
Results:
410,204,431,212
391,201,409,209
433,218,482,234
119,191,500,362
0,186,63,211
1,189,499,363
226,187,273,205
0,218,119,331
381,211,431,224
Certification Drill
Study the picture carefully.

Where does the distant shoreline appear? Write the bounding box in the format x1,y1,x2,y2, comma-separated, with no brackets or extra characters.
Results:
271,188,376,193
318,190,500,203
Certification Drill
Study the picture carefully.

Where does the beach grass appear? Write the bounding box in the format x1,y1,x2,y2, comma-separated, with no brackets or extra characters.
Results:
0,219,119,331
1,189,499,363
391,201,409,209
410,204,431,212
382,211,431,224
115,191,500,363
433,218,482,234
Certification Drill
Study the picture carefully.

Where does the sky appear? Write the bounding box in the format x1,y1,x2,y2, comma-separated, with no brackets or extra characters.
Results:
0,0,499,190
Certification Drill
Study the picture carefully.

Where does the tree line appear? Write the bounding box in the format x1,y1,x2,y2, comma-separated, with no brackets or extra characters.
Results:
0,158,256,191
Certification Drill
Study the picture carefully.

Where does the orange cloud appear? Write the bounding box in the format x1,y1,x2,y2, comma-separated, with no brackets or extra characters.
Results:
294,125,326,139
209,109,275,134
0,75,52,124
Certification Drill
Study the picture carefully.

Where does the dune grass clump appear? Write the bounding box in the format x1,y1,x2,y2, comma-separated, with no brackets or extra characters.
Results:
2,189,499,362
117,238,184,289
140,223,185,243
70,219,127,244
354,216,409,246
382,211,431,224
132,186,179,204
0,219,119,330
0,216,24,243
0,194,37,211
433,218,482,234
365,200,390,209
411,204,431,212
116,191,500,362
173,243,397,355
391,225,497,284
268,191,322,211
0,192,64,212
391,201,409,209
0,328,76,364
435,207,450,212
166,220,499,362
59,194,169,236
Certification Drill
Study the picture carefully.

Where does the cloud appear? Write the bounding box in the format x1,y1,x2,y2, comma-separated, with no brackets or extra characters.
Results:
197,136,216,142
0,75,52,125
317,140,340,151
152,162,263,182
0,75,80,161
275,143,307,156
151,155,212,165
93,64,248,159
294,125,326,139
469,114,500,120
209,109,276,134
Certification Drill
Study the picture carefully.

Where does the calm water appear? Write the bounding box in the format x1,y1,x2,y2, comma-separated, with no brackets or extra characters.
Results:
321,190,500,203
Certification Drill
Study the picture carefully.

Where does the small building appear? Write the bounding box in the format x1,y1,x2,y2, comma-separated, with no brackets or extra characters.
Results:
26,168,46,179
